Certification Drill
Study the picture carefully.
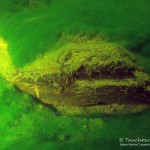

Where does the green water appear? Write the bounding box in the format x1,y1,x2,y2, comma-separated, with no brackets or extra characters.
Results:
0,76,150,150
0,0,150,149
0,0,149,67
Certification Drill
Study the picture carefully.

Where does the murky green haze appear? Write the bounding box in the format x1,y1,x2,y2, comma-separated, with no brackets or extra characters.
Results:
0,0,150,149
1,76,150,150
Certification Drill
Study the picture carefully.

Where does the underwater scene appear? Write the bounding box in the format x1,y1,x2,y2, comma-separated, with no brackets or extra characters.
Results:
0,0,150,149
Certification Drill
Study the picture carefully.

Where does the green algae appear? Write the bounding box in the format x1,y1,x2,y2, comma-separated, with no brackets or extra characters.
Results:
0,36,149,115
12,36,149,90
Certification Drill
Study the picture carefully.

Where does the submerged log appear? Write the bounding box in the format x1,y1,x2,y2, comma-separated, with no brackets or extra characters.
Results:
1,36,150,115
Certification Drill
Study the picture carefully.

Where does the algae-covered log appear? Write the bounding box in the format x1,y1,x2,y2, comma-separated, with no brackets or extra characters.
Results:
0,36,150,115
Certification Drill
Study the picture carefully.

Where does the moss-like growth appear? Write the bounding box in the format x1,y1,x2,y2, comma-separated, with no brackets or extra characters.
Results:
147,86,150,92
15,37,142,81
15,36,149,88
1,35,150,115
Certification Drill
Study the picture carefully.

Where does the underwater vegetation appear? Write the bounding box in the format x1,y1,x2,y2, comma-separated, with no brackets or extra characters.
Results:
0,0,150,149
0,0,149,67
1,35,150,115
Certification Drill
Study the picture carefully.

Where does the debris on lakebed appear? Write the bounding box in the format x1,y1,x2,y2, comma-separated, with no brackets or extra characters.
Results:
1,36,150,115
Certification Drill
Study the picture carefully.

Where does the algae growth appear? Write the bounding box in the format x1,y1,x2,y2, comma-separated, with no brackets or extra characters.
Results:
0,0,150,149
1,36,150,115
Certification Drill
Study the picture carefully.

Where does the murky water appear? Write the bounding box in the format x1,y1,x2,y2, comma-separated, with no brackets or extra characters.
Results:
0,76,150,150
0,1,150,149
